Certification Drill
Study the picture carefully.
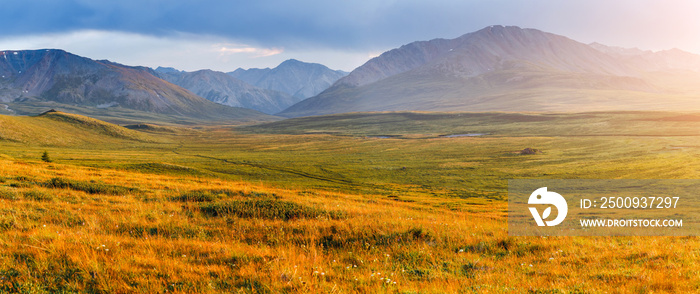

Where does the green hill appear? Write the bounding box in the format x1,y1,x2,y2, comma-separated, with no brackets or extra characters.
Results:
0,111,164,146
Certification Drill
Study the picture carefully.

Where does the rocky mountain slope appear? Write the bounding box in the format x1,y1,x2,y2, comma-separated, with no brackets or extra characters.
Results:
155,68,294,114
280,26,700,117
0,49,270,121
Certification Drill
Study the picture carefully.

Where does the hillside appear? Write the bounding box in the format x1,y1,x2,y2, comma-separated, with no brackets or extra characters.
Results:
0,110,161,146
279,26,700,117
0,49,273,121
229,59,347,99
155,68,295,114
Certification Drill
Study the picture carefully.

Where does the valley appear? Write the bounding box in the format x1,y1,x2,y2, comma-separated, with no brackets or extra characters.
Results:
1,111,699,292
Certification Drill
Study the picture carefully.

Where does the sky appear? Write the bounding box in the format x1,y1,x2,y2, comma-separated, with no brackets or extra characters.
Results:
0,0,698,72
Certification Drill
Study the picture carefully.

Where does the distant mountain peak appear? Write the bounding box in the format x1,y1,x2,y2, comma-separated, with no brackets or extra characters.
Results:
228,59,348,99
277,59,330,69
279,59,303,65
155,66,184,74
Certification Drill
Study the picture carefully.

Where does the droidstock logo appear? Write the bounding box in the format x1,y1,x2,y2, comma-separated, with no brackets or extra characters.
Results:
528,187,568,226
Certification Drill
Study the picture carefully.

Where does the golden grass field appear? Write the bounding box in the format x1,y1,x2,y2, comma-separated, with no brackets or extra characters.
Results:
0,111,699,293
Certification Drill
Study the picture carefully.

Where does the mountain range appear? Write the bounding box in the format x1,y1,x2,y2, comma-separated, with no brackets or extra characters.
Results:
154,68,296,114
3,26,700,121
279,25,700,117
0,49,269,121
154,60,347,114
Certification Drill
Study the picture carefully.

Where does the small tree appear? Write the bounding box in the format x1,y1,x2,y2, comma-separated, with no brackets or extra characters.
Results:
41,151,52,163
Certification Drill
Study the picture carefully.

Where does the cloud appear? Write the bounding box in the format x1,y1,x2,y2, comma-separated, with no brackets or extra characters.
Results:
0,30,366,71
2,0,699,54
217,44,284,58
1,0,699,72
0,30,285,71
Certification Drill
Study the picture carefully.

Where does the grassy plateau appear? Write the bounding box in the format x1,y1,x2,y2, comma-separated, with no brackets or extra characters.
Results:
0,110,699,293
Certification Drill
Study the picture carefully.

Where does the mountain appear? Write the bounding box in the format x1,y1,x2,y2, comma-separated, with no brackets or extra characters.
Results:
279,25,700,117
0,49,272,121
229,59,348,99
589,43,700,72
155,68,295,114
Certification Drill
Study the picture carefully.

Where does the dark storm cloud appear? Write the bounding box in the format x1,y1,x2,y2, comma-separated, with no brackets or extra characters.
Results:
0,0,535,50
1,0,698,71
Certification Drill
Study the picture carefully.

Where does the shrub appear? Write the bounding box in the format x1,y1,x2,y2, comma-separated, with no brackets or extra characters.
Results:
14,176,33,182
23,190,53,201
171,189,276,202
171,191,217,202
198,199,343,220
45,177,135,195
318,227,431,249
41,151,52,163
9,182,32,188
